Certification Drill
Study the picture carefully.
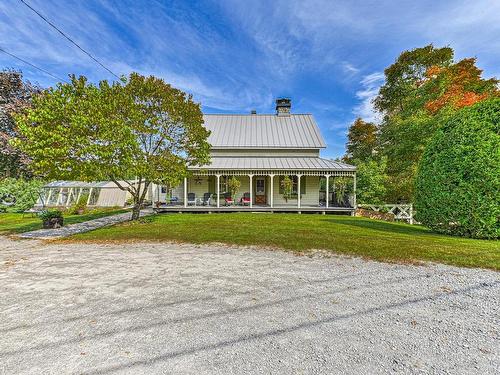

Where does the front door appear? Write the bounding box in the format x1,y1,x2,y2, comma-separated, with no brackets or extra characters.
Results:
255,177,266,204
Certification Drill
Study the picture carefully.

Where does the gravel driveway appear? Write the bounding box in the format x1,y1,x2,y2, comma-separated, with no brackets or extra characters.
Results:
0,238,498,374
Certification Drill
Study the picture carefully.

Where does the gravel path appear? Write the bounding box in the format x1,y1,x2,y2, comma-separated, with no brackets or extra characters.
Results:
17,209,152,239
0,238,498,374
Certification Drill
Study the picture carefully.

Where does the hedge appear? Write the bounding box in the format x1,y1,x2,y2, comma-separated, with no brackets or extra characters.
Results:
415,99,500,239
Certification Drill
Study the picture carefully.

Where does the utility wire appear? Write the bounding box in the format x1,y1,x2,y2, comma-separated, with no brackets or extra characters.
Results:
19,0,121,80
0,46,68,82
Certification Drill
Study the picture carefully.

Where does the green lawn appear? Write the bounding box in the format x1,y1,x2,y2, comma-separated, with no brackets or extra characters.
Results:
71,213,500,270
0,208,129,235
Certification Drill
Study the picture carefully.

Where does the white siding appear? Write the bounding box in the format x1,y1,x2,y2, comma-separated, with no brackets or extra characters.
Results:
96,189,127,207
272,176,320,207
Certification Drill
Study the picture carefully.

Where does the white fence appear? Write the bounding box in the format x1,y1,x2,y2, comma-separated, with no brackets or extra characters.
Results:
359,204,414,224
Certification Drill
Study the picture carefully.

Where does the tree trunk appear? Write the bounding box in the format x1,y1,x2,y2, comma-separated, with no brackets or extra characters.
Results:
131,204,141,220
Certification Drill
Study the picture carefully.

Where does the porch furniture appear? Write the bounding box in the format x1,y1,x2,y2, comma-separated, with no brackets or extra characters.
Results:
202,192,211,206
187,193,196,206
224,192,234,206
241,192,251,206
168,196,179,205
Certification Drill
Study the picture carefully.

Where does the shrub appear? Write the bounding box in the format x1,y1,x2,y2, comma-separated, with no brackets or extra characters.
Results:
0,178,44,212
39,209,63,221
69,193,89,215
415,99,500,238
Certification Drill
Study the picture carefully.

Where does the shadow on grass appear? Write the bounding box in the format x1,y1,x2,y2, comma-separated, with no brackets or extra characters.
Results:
0,209,128,235
322,217,433,237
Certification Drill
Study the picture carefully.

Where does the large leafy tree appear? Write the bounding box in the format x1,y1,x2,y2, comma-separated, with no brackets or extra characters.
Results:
353,157,388,204
0,70,40,178
344,118,377,162
374,44,454,116
374,45,498,202
415,99,499,239
14,73,211,219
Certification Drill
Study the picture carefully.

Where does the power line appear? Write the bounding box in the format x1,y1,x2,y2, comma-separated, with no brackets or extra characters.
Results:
0,46,68,82
19,0,121,80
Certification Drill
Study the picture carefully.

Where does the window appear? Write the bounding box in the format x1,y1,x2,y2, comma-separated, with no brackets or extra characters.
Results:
88,188,101,205
219,176,229,193
160,186,167,194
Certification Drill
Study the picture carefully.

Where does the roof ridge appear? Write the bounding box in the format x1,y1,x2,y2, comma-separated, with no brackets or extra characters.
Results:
203,113,313,116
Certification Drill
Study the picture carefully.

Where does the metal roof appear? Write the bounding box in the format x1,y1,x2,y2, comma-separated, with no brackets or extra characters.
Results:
43,181,117,188
203,114,326,149
191,157,355,171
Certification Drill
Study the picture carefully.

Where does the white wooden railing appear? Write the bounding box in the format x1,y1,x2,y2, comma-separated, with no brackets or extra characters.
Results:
358,204,414,224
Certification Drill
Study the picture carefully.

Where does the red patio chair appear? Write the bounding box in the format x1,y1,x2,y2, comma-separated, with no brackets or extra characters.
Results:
241,192,251,206
224,192,234,206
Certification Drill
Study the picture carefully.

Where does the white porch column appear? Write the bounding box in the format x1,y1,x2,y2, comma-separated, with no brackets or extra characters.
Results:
325,175,330,208
216,174,220,208
183,177,187,208
297,174,302,208
269,174,274,208
249,174,253,208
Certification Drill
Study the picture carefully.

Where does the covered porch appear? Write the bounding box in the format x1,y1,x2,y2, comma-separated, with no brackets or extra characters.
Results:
152,162,356,213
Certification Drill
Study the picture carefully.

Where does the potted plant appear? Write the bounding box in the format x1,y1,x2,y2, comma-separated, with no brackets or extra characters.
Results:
227,176,241,202
70,194,88,215
280,175,293,203
39,210,64,229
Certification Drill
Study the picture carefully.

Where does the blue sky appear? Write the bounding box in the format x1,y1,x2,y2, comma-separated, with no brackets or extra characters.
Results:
1,0,499,158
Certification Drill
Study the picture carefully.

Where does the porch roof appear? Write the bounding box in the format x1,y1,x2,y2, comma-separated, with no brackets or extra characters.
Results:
190,157,355,171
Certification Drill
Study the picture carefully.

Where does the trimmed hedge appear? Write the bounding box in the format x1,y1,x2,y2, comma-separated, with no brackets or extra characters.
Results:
415,99,500,239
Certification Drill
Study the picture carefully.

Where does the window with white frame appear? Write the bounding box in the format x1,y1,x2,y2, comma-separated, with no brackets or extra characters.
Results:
219,176,229,193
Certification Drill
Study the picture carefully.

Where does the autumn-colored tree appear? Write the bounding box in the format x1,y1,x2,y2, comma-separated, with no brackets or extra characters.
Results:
0,70,40,178
424,58,499,113
374,45,499,202
374,45,454,116
344,118,377,162
15,73,211,220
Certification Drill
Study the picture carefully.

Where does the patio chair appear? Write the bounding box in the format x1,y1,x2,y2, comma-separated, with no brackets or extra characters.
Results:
240,192,251,206
202,192,211,206
187,193,196,206
224,192,234,206
169,196,179,205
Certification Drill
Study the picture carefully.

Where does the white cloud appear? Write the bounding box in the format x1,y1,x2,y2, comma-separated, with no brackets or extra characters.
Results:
353,72,384,123
341,62,360,75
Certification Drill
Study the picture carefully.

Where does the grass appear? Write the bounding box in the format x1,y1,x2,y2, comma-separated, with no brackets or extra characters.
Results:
70,213,500,270
0,208,129,235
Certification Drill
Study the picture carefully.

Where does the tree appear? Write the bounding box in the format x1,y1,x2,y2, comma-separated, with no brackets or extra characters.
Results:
424,58,499,114
345,118,377,162
14,73,211,220
0,70,40,178
354,157,388,204
374,45,498,202
374,44,454,116
415,99,500,239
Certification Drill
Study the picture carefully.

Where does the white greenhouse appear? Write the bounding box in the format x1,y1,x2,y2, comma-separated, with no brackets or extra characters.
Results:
36,181,131,208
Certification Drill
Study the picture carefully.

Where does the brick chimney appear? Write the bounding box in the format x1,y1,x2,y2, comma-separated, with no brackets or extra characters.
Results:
275,98,291,116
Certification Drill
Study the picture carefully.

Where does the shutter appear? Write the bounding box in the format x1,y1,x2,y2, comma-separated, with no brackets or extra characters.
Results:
279,176,284,194
300,176,306,194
